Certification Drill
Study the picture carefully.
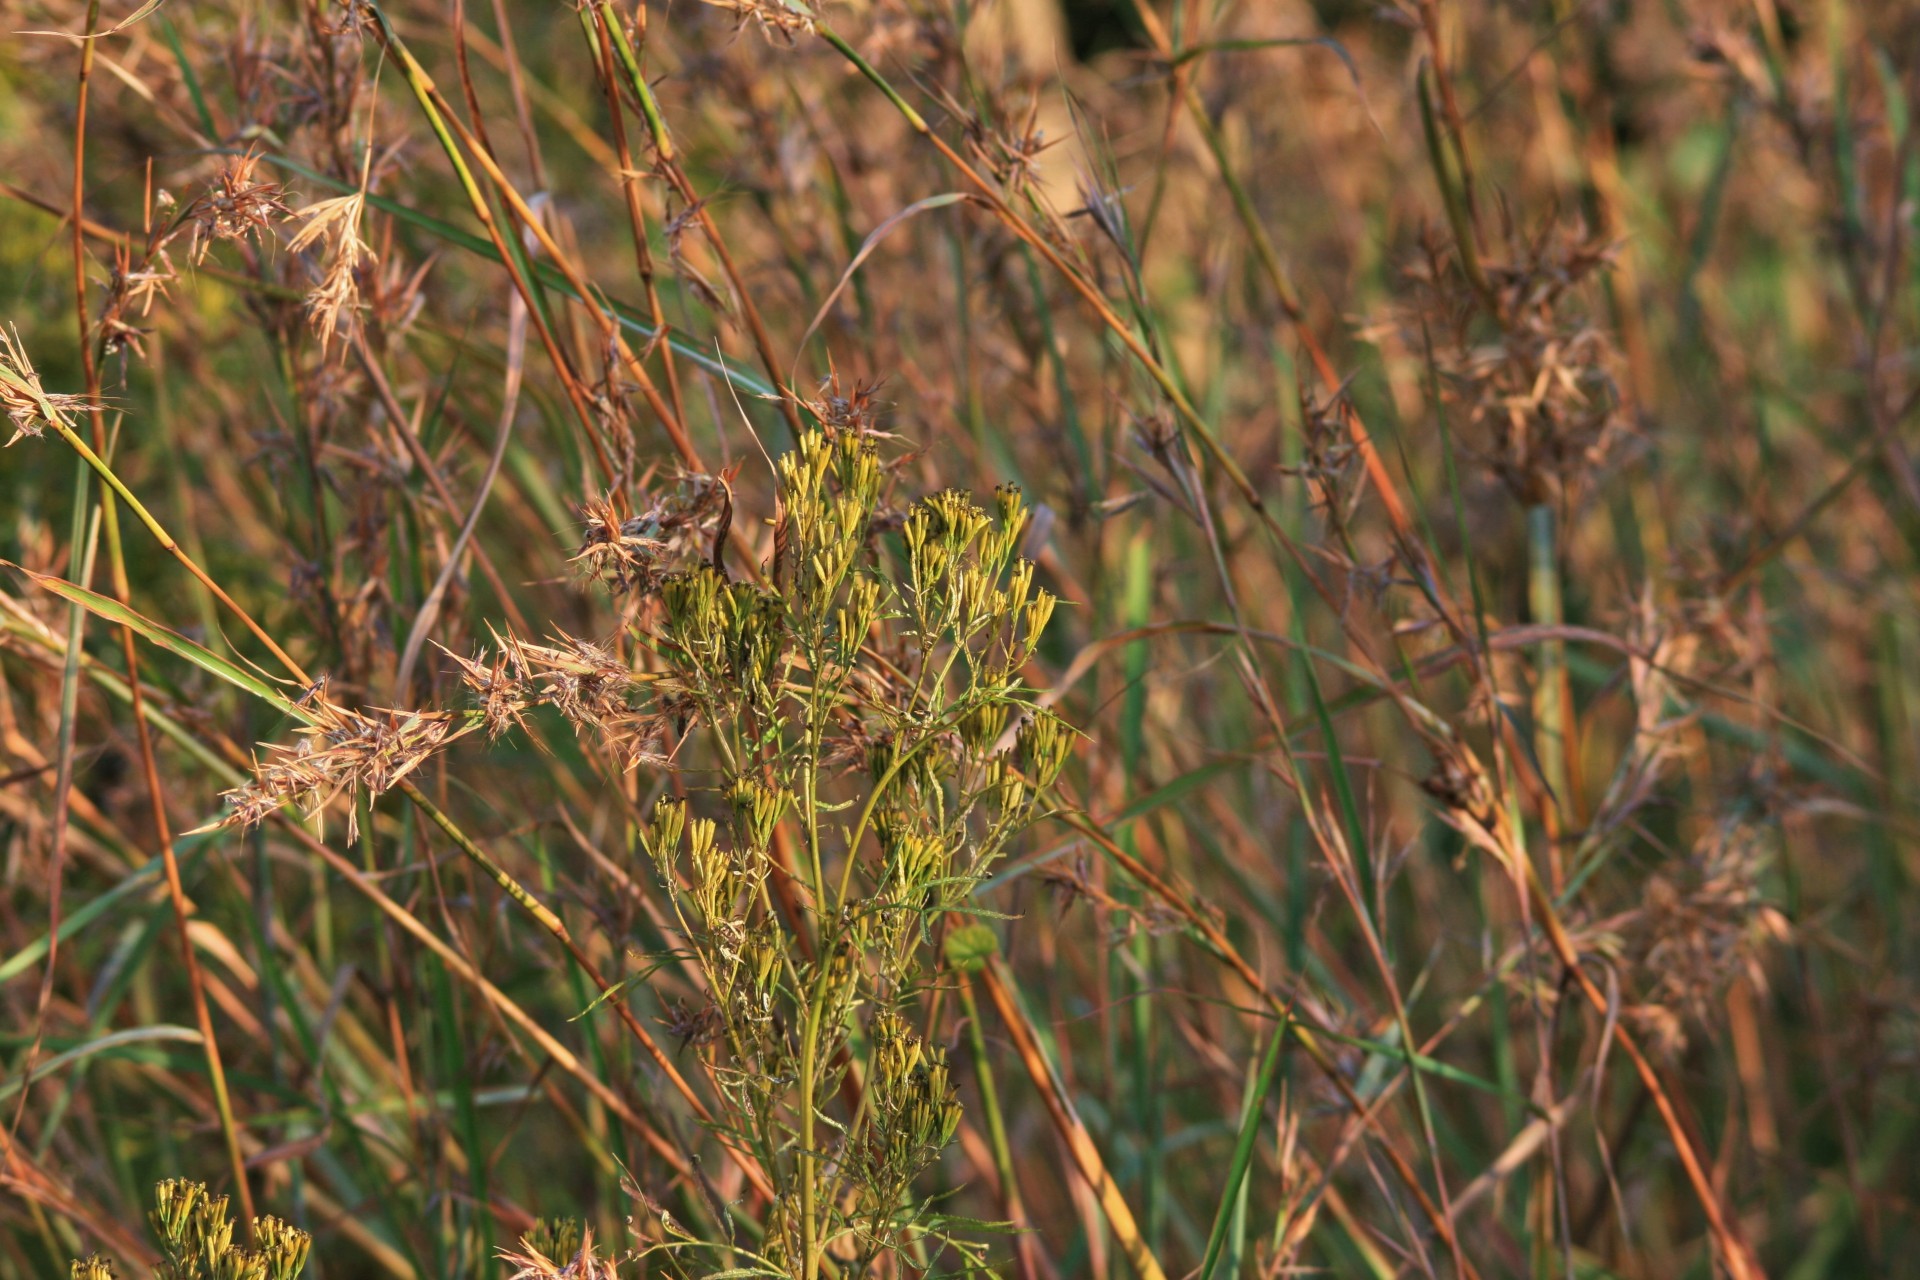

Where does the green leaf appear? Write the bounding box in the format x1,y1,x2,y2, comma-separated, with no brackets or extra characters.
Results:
1111,757,1242,828
1198,1015,1289,1279
0,858,163,983
943,923,999,973
5,565,302,715
0,1025,202,1103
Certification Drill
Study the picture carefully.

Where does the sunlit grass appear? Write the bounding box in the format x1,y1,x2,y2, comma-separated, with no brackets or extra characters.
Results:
1,2,1914,1278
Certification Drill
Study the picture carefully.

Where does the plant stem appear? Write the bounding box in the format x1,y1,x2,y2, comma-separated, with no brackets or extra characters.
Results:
1527,502,1570,893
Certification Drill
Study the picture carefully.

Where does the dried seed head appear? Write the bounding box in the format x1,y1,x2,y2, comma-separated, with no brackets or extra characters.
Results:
99,242,177,359
287,190,373,350
797,370,890,439
661,996,725,1050
185,151,293,263
218,685,471,838
701,0,817,43
500,1222,620,1279
0,326,88,446
574,474,734,596
573,497,665,594
961,97,1054,203
441,639,532,739
1401,219,1626,505
1628,819,1785,1036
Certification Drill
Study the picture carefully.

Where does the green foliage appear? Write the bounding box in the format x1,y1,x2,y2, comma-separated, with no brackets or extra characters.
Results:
68,1183,310,1280
605,427,1060,1274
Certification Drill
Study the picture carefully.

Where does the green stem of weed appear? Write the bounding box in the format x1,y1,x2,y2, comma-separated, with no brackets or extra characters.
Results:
956,974,1025,1253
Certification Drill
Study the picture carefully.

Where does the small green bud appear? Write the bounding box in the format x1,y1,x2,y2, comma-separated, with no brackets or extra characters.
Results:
882,829,944,895
959,700,1010,754
727,776,788,854
192,1203,235,1272
1020,586,1057,663
833,572,882,666
1018,708,1074,789
645,797,688,885
208,1246,266,1280
152,1179,197,1252
980,756,1028,818
658,567,727,667
687,817,734,924
253,1217,311,1280
955,563,997,629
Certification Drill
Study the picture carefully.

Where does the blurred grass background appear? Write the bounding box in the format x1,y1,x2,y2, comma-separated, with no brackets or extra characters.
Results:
1,0,1916,1276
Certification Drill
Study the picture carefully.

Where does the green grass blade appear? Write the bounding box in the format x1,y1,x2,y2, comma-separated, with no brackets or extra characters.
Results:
7,566,297,711
1196,1013,1289,1279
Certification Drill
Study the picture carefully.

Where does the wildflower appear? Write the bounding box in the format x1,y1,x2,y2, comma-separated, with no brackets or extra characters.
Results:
143,1180,309,1280
467,425,1063,1267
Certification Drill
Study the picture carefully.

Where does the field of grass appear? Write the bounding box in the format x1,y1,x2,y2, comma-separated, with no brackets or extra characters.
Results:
1,1,1915,1276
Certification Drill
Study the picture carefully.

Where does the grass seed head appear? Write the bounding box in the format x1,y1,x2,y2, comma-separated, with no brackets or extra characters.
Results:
287,191,374,350
0,327,86,446
184,151,293,264
219,687,469,838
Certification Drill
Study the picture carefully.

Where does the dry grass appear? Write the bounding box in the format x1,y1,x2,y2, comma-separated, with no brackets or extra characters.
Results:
0,0,1916,1276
